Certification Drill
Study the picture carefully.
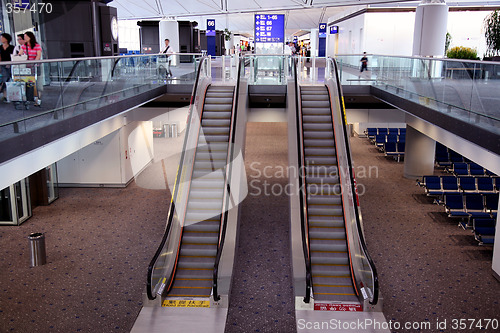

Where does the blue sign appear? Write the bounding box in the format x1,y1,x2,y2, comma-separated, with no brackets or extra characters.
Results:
254,14,285,43
206,19,216,37
14,0,29,9
319,23,327,38
330,26,339,34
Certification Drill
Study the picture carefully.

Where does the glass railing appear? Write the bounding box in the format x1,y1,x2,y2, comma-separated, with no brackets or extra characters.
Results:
212,57,243,301
325,57,379,306
296,56,327,84
336,54,500,135
241,54,292,85
147,56,211,300
0,53,202,144
292,57,313,303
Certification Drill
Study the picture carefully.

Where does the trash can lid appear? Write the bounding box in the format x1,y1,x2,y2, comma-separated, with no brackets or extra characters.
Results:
28,232,44,238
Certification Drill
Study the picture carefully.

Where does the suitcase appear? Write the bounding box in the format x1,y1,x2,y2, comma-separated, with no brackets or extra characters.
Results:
25,81,35,102
6,81,25,102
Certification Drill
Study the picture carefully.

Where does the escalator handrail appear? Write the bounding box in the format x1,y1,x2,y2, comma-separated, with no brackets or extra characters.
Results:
146,56,209,300
330,57,379,305
293,57,313,303
212,57,243,301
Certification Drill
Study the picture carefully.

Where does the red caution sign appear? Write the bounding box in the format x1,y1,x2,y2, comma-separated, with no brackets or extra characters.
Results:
314,303,363,312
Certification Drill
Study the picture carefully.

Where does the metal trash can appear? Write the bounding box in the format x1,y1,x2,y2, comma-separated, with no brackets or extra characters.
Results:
28,232,46,267
170,123,178,138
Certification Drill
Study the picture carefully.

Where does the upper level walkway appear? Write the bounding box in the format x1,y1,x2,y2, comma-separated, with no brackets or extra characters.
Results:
336,54,500,155
1,53,498,170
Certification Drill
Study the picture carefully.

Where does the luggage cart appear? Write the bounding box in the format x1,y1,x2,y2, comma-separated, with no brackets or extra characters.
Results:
8,65,37,110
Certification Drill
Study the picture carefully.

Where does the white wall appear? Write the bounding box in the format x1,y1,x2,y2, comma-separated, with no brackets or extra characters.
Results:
346,108,406,135
364,12,415,55
118,19,140,51
58,121,154,187
328,9,493,57
335,14,365,55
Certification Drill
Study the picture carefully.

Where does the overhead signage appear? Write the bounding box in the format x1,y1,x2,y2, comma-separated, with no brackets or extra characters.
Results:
319,23,327,38
207,19,216,37
254,14,285,43
330,25,339,34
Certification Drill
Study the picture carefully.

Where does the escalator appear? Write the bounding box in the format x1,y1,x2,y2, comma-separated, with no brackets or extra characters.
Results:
300,85,358,303
293,58,379,310
147,56,241,303
168,85,234,298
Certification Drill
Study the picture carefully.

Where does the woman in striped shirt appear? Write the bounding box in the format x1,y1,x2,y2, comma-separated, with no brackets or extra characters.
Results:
19,31,43,105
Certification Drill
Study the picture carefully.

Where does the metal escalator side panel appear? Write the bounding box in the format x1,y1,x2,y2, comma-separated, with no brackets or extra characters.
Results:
324,85,360,301
325,58,379,307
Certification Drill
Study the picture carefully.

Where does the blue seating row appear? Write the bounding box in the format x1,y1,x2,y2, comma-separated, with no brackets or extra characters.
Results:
364,128,406,162
435,143,471,167
442,193,498,220
445,162,493,177
382,142,405,162
373,134,406,147
418,175,500,196
365,127,406,139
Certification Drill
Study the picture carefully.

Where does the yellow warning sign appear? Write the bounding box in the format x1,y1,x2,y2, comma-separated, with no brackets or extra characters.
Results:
162,299,210,308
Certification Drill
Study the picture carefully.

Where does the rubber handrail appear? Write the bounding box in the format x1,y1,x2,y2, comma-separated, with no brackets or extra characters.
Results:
294,58,312,303
330,57,379,305
146,56,209,300
212,57,243,301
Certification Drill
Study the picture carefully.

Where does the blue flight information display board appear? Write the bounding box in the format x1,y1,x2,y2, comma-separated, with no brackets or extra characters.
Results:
254,14,285,43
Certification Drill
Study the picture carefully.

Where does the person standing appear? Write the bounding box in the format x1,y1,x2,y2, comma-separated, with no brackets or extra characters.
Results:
0,33,14,102
13,34,25,56
360,52,368,73
19,31,43,106
161,39,174,77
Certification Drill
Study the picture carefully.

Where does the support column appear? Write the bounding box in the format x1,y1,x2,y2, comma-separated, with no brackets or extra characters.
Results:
412,0,448,57
310,29,318,57
403,125,436,179
159,20,179,66
493,195,500,281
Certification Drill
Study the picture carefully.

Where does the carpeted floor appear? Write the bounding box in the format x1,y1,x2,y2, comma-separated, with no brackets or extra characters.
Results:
0,184,169,333
0,124,499,333
350,135,500,333
225,122,297,333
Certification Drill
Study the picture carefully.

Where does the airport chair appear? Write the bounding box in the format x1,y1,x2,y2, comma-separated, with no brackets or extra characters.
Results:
458,177,476,193
472,218,496,245
378,128,388,136
485,193,499,213
464,194,491,219
443,194,468,218
386,134,398,143
469,163,485,176
442,176,460,194
388,128,399,135
418,176,442,196
375,135,386,147
366,128,377,139
477,177,495,194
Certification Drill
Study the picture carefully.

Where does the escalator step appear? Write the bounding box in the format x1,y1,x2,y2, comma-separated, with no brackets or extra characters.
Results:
303,115,332,123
